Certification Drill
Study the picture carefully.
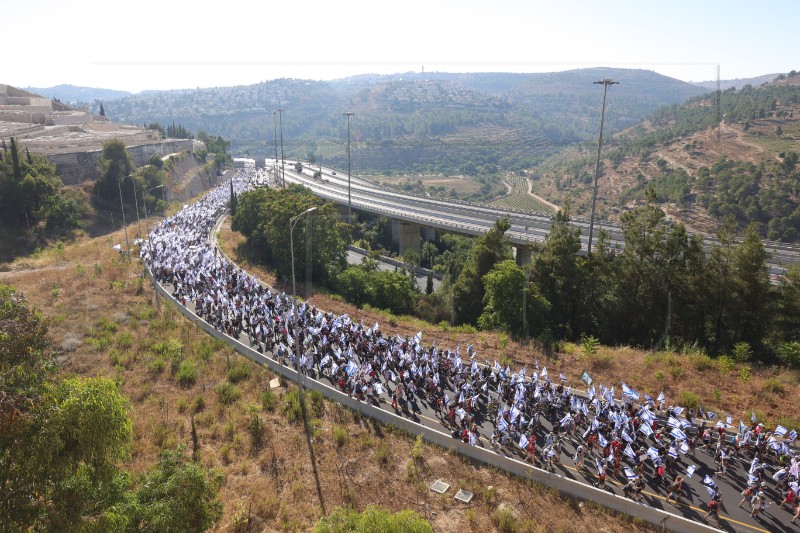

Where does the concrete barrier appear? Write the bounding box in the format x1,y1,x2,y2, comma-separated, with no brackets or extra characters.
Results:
148,271,716,533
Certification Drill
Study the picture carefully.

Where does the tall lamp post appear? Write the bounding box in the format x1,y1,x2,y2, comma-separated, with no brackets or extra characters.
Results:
522,225,529,341
277,109,286,189
587,79,618,255
343,112,354,224
273,110,281,188
117,176,131,263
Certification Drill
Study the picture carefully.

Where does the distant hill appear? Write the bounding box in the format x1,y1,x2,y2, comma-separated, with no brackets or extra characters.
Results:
25,84,133,106
103,68,709,183
692,73,780,91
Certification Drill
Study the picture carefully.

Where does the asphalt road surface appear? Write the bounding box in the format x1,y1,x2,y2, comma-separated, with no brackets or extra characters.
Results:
176,222,797,533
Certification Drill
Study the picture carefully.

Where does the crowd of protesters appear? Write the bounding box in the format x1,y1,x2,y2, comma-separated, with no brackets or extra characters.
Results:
141,171,800,529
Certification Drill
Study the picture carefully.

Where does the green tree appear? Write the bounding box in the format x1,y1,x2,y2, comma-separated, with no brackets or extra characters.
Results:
0,285,133,531
99,103,105,117
122,447,223,533
232,185,349,286
478,259,551,337
0,142,65,228
530,208,583,338
94,139,135,204
452,217,513,325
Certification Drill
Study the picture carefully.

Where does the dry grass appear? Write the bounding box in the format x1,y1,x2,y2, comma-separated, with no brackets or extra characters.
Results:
3,217,795,531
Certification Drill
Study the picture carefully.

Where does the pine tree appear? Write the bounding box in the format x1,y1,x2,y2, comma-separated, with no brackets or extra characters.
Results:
99,103,105,117
425,270,434,295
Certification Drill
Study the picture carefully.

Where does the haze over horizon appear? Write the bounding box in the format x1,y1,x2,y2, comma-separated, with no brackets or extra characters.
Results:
7,0,799,94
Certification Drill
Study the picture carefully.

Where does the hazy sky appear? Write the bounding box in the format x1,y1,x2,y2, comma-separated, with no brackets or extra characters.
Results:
7,0,798,93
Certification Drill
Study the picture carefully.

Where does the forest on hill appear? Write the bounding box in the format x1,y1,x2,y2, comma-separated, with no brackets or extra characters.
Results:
535,71,800,242
101,69,707,178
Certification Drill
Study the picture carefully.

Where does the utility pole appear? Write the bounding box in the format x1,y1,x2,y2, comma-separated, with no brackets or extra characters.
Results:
587,79,618,255
343,112,355,224
117,176,131,263
273,110,280,188
522,226,528,342
277,109,286,189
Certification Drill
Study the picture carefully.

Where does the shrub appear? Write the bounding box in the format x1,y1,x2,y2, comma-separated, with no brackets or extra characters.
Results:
762,378,785,394
717,355,736,373
492,508,517,533
777,341,800,368
261,390,277,412
731,341,752,363
580,335,600,358
375,442,389,465
116,331,134,350
738,366,751,383
678,391,700,409
310,389,325,418
282,389,305,424
688,350,715,372
148,357,166,375
227,360,251,383
177,359,197,386
215,382,241,405
192,394,206,412
332,427,348,448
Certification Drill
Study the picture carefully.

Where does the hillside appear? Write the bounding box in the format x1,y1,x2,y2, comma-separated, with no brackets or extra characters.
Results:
532,71,800,241
102,69,708,177
26,84,133,106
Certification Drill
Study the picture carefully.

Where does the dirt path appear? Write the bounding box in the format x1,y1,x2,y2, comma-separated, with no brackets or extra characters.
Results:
0,263,73,279
525,178,560,212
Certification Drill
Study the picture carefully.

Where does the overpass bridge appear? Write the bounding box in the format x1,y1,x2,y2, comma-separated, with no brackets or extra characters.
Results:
271,161,800,272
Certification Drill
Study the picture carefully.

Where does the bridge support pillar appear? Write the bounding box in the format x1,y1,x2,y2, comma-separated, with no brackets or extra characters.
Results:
422,226,437,241
514,246,532,267
392,220,421,253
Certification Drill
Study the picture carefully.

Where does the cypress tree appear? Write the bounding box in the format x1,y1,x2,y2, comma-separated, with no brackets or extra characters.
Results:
10,137,21,180
99,103,105,117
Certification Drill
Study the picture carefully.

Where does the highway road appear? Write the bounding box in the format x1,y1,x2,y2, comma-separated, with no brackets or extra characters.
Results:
198,207,797,533
270,161,800,272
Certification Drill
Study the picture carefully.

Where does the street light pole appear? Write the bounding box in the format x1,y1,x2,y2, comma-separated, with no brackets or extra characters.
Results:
131,176,142,237
587,79,618,255
273,111,280,188
343,112,354,224
523,225,528,341
117,176,131,263
288,205,324,513
277,109,286,189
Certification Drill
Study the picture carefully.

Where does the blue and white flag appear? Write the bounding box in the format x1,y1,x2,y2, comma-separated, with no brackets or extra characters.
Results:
670,427,687,441
680,441,690,454
595,458,605,475
790,430,798,441
346,360,358,376
622,429,634,443
668,416,681,428
673,406,684,416
374,382,384,395
751,412,757,423
726,415,733,426
707,411,717,420
668,447,678,459
705,486,716,498
646,447,660,461
657,391,665,403
738,420,747,434
686,465,696,478
640,422,654,437
494,360,502,371
519,433,530,450
598,433,608,447
775,425,789,437
497,416,509,433
622,383,640,400
624,443,636,461
703,475,717,489
559,373,567,382
624,466,638,480
540,367,548,378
